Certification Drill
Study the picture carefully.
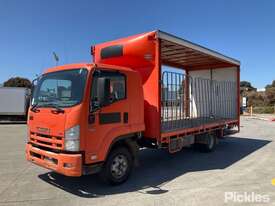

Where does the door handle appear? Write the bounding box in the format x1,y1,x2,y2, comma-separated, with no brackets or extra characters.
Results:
123,112,128,123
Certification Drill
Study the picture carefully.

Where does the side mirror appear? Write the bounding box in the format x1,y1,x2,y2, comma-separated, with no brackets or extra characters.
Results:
30,77,39,104
97,77,110,107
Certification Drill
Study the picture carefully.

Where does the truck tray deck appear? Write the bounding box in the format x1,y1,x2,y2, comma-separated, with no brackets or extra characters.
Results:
161,117,235,132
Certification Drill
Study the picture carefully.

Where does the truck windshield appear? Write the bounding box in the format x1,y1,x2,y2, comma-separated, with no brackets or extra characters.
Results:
32,68,88,108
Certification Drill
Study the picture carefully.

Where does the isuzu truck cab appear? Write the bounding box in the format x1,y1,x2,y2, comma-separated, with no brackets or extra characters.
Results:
26,31,240,184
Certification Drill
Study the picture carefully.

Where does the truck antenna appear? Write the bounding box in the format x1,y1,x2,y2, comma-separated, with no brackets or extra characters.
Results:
53,52,59,66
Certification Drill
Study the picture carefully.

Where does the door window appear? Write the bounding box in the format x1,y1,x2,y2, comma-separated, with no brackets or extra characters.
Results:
90,70,126,111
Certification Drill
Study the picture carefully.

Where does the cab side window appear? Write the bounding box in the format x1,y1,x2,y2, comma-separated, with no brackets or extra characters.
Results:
90,70,126,111
109,75,126,101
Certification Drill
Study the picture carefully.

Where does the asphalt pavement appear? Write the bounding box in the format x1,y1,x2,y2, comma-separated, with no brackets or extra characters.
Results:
0,117,274,206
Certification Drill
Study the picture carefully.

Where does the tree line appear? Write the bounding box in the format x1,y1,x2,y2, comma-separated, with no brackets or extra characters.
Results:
1,77,32,88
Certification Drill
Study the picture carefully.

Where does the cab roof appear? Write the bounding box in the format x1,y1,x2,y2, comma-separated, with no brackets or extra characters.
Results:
44,63,136,74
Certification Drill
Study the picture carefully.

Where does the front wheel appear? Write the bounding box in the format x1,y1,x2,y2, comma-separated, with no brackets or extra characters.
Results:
100,147,133,185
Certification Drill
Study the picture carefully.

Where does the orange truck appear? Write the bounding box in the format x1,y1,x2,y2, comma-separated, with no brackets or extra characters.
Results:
26,31,240,184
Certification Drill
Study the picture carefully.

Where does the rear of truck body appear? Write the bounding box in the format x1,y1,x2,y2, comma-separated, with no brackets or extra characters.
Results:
26,30,240,184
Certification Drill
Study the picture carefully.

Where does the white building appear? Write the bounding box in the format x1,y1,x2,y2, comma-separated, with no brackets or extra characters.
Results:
257,88,266,92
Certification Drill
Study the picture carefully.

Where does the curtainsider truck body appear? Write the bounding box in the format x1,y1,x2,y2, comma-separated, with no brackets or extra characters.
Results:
26,31,240,184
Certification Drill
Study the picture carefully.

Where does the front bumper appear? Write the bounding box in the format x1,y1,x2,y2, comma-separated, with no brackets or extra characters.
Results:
26,143,82,176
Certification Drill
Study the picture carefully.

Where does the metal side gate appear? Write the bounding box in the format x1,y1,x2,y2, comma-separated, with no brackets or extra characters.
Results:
161,71,237,132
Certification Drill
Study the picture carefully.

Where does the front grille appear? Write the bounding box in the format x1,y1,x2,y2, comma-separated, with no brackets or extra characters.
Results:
30,132,64,150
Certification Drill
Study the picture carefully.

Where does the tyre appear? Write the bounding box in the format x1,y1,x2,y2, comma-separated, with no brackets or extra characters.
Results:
100,147,133,185
198,133,216,153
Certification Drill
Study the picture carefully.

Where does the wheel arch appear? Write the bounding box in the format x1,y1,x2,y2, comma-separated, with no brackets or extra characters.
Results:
104,133,140,166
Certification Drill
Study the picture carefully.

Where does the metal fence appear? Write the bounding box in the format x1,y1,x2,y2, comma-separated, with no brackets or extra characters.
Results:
161,71,237,132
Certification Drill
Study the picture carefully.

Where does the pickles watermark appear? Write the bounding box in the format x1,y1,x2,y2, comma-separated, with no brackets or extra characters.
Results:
224,192,270,204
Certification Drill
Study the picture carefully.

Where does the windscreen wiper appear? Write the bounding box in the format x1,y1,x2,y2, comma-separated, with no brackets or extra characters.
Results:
51,104,65,113
30,103,40,112
44,103,65,113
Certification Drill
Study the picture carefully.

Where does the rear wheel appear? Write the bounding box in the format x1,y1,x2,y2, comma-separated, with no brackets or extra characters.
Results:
100,147,133,185
198,133,216,152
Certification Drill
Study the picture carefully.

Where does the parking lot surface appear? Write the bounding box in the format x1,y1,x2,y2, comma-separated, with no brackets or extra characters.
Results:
0,117,274,206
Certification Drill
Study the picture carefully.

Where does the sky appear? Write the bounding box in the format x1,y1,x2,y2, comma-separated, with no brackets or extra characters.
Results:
0,0,274,88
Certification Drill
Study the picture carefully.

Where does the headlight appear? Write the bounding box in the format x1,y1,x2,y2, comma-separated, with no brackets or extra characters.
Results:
65,125,80,151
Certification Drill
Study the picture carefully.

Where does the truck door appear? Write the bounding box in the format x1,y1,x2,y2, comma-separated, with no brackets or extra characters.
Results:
86,69,130,163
